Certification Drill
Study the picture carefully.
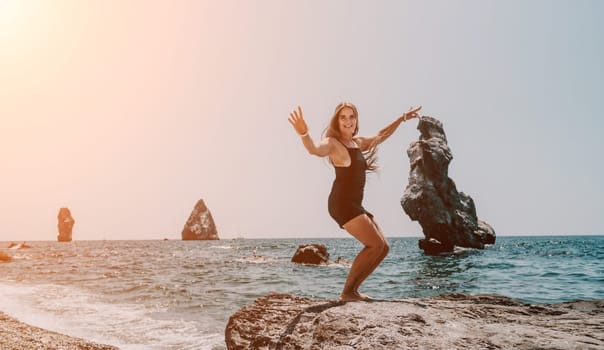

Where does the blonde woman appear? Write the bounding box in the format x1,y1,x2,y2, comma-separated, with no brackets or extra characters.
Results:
288,102,421,301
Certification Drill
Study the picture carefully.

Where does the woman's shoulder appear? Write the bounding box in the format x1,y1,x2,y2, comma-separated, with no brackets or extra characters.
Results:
316,136,337,152
324,136,338,146
353,136,369,149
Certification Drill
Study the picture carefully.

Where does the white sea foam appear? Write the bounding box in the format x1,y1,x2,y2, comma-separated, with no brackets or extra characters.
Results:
235,255,278,264
0,282,222,349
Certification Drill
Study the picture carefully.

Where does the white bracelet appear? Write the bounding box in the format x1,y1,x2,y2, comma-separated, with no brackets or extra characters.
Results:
299,131,309,137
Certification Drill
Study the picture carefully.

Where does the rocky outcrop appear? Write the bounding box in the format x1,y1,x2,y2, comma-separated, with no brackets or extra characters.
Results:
401,116,496,254
0,251,11,262
182,199,219,240
7,242,31,249
57,207,75,242
291,244,329,265
225,293,604,350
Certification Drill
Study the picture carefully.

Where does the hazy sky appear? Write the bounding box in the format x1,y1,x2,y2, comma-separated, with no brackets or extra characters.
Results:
1,0,602,241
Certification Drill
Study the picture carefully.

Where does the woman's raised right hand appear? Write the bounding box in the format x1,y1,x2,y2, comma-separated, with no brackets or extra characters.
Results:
288,106,309,136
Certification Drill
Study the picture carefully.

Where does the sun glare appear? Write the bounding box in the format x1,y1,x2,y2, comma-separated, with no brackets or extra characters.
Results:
0,0,47,40
0,0,21,26
0,0,36,44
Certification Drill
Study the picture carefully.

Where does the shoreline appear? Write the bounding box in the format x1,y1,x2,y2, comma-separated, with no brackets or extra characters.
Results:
2,294,603,350
0,311,119,350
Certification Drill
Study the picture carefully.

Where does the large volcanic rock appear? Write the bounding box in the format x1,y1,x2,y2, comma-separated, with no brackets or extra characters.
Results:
57,207,75,242
225,293,604,350
182,199,219,240
291,244,329,265
401,116,495,254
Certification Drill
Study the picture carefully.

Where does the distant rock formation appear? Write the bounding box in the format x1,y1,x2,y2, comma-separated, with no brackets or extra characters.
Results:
7,242,31,249
225,293,604,350
401,116,495,255
182,199,219,240
57,207,75,242
291,244,329,265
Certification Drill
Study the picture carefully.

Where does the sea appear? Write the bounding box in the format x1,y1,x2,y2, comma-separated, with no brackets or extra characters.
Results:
0,235,602,349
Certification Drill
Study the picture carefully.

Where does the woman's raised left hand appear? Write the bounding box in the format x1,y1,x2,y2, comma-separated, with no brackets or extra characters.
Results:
288,106,309,136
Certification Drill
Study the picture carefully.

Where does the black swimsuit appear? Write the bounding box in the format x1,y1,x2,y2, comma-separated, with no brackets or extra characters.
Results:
328,140,373,228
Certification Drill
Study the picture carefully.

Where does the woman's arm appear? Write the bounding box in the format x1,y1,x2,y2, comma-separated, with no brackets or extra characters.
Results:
358,105,422,150
301,134,331,157
288,106,331,157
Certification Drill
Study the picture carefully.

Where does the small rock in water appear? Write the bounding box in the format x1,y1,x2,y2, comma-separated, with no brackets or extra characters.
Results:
0,251,11,262
291,243,329,265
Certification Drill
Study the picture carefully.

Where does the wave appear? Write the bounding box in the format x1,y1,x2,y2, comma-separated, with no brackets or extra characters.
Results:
0,282,222,350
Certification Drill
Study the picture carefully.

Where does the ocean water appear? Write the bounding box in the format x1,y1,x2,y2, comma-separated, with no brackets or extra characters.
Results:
0,236,602,349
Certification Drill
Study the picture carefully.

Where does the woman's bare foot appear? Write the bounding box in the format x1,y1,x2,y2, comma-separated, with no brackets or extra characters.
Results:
338,293,363,302
356,292,374,301
338,291,373,302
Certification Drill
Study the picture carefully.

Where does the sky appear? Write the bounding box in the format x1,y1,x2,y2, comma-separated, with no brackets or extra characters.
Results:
1,0,602,241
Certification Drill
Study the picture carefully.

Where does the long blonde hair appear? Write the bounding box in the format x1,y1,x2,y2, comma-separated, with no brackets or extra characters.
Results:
323,102,378,171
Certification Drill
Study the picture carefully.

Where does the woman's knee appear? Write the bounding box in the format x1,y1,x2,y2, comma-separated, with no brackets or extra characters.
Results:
380,238,390,259
369,237,389,253
381,240,390,257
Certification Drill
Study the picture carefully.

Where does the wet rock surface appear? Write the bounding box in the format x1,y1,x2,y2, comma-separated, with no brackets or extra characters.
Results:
225,293,604,350
401,116,496,254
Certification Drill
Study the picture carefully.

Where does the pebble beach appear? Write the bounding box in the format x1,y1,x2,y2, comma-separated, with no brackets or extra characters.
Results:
0,311,118,350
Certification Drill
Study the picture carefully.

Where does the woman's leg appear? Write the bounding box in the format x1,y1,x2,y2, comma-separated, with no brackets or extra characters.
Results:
339,214,389,301
351,217,389,297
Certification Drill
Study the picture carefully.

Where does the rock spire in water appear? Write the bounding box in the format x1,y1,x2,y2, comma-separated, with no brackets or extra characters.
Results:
182,199,219,240
400,116,495,254
57,207,75,242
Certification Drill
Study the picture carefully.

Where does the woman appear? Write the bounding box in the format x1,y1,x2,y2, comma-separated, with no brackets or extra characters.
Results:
288,102,421,301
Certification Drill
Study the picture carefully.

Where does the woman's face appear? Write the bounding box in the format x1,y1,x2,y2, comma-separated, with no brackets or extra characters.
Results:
337,107,357,137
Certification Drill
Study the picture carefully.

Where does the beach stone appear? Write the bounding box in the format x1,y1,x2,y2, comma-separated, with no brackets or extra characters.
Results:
182,198,219,240
225,293,604,350
291,243,329,265
401,116,496,254
57,207,75,242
